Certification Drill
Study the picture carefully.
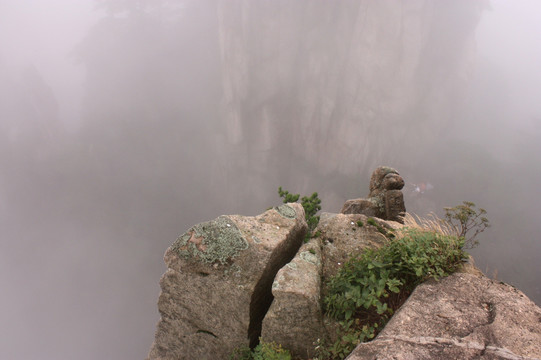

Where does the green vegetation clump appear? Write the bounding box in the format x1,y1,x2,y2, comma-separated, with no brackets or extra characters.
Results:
271,188,489,359
366,217,377,227
278,187,322,242
230,340,291,360
444,201,490,249
320,229,467,359
277,187,300,203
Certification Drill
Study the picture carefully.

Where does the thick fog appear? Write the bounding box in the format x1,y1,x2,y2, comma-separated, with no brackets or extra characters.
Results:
1,1,540,359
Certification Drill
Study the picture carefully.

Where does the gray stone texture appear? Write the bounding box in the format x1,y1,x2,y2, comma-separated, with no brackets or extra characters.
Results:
147,203,541,359
147,203,307,360
346,272,541,360
341,166,406,223
262,239,324,359
318,212,402,295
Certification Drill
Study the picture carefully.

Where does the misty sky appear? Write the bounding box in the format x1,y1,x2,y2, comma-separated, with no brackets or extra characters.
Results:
0,0,96,129
1,1,541,360
474,0,541,147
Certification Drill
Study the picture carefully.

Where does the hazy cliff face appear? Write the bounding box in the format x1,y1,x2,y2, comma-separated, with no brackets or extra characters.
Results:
216,0,486,189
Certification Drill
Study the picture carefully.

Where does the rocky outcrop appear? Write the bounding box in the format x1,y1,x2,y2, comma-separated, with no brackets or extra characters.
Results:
147,180,541,359
341,166,406,223
317,212,402,293
147,203,307,360
260,211,403,359
146,204,396,359
261,239,324,359
346,272,541,360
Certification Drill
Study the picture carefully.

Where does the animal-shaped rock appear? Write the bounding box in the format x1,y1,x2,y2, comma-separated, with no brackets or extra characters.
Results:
341,166,406,223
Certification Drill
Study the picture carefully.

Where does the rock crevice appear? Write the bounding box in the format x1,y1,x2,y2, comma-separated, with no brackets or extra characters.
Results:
147,203,307,360
248,211,307,348
147,170,541,360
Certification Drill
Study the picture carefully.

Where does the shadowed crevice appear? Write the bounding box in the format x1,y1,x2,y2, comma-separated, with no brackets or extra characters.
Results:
247,222,307,349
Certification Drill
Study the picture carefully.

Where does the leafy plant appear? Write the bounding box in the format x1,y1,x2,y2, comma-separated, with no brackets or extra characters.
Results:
230,340,291,360
321,229,467,359
444,201,490,249
230,345,253,360
252,341,291,360
278,187,322,242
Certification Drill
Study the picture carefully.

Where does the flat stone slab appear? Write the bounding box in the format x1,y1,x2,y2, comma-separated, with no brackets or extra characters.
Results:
347,273,541,360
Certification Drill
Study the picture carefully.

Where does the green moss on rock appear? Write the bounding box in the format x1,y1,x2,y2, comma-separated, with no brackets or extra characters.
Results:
171,216,248,265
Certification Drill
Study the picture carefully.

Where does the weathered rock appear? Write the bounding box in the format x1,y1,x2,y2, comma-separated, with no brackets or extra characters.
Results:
346,273,541,360
261,212,403,358
315,212,403,346
262,239,324,359
341,166,406,223
318,212,402,293
147,201,541,360
369,166,406,194
147,203,307,360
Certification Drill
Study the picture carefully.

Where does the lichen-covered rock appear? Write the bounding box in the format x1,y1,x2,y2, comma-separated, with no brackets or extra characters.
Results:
147,201,541,360
147,203,307,360
341,166,406,223
369,166,405,195
261,239,324,359
346,273,541,360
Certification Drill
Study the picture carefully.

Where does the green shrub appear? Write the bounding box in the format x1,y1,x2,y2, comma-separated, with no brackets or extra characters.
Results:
277,187,300,203
444,201,490,249
252,341,291,360
321,229,467,359
278,187,322,242
230,340,291,360
230,345,253,360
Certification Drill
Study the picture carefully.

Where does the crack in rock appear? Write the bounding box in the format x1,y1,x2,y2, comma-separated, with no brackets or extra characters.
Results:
484,301,496,324
247,211,307,349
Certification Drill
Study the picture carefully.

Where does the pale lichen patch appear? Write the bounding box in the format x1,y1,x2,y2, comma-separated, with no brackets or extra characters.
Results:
172,215,249,265
286,262,298,270
275,204,297,219
300,250,320,265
